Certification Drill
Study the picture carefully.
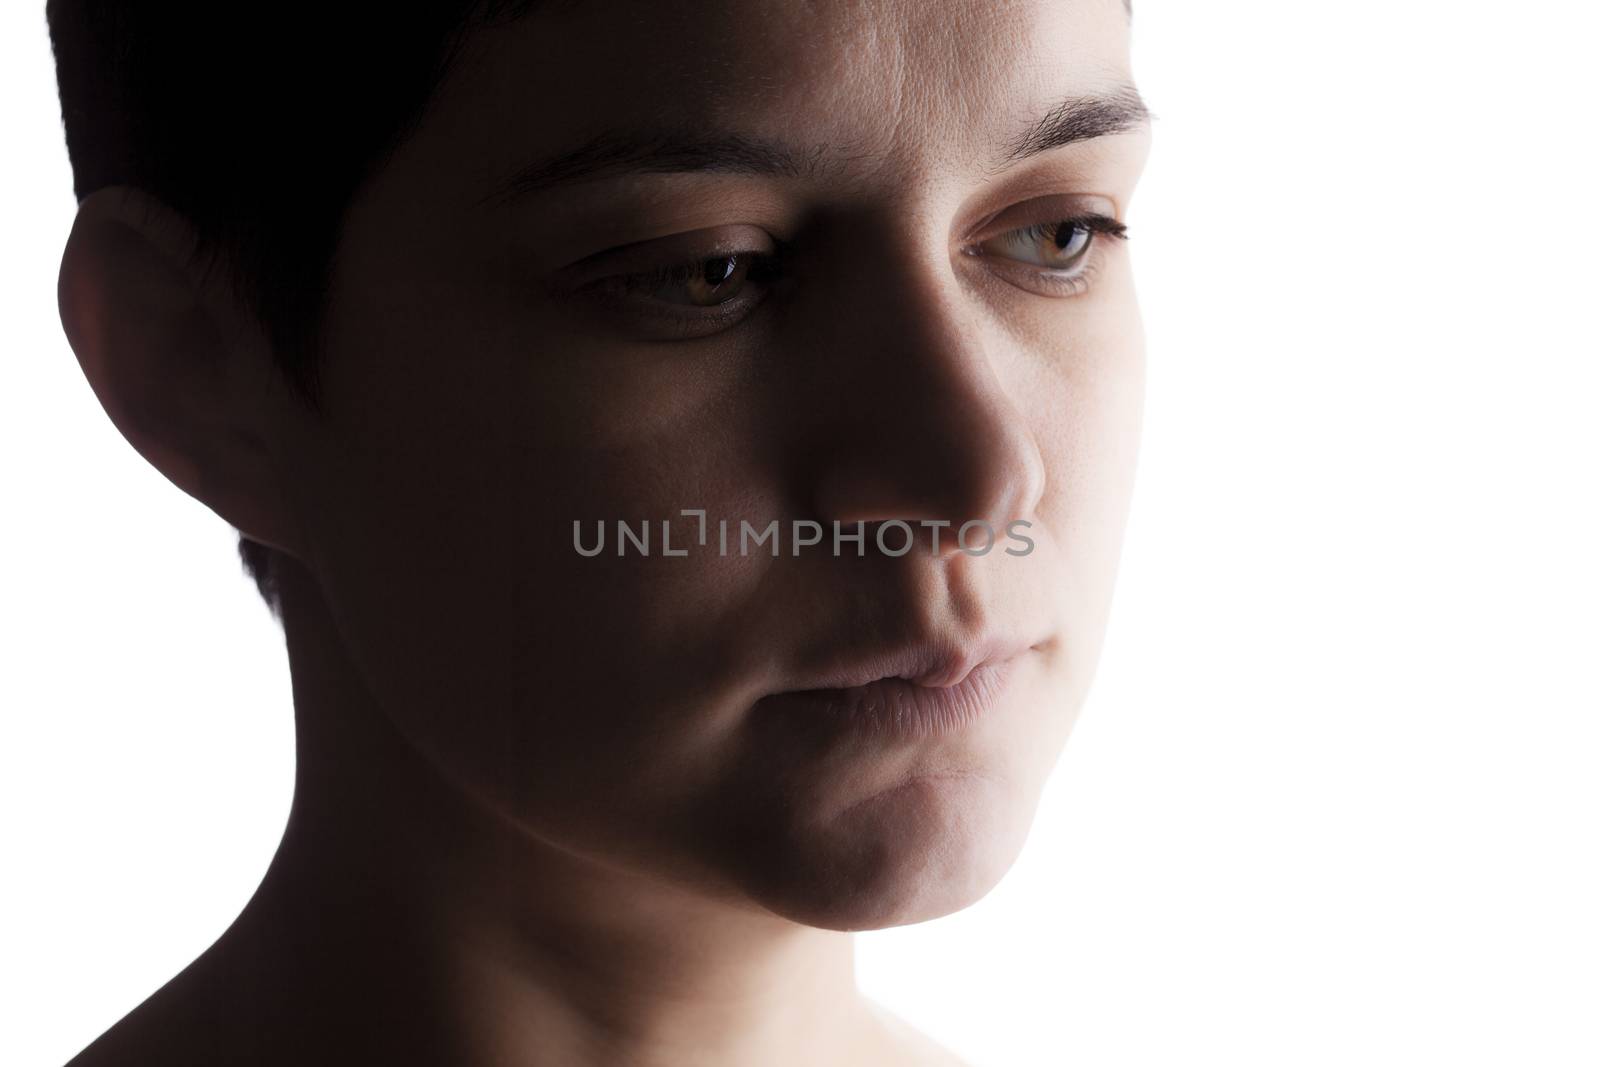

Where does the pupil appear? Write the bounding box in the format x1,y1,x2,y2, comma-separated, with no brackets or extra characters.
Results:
703,256,737,287
1053,222,1081,250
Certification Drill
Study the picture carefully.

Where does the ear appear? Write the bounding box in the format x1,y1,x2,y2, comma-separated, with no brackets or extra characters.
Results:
57,186,308,561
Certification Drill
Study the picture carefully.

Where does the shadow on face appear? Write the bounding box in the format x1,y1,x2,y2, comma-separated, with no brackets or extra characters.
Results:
278,0,1150,931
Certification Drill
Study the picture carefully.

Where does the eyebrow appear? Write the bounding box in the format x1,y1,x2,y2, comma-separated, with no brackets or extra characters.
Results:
992,83,1150,170
483,84,1151,204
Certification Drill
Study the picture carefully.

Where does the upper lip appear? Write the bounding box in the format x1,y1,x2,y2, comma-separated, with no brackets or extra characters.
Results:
790,633,1045,692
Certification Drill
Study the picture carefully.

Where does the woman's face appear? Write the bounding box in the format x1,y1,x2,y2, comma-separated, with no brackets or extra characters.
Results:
275,0,1149,930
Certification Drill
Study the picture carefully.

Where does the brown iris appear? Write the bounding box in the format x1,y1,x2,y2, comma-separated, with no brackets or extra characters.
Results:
680,254,749,306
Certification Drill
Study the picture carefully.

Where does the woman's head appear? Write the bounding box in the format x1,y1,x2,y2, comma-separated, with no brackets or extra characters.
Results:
56,0,1149,932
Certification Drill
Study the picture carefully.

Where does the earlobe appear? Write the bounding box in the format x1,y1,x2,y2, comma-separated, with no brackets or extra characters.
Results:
57,187,308,561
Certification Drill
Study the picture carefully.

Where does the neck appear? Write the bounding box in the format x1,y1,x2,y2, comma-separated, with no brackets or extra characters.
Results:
210,556,886,1067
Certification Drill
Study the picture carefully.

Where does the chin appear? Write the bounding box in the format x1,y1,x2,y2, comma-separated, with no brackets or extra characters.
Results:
729,771,1038,932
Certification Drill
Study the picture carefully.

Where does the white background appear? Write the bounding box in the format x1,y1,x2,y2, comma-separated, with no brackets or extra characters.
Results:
4,2,1598,1064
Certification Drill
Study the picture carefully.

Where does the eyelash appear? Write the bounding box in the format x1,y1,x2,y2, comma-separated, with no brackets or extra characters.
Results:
614,250,788,297
963,213,1129,298
585,212,1128,333
581,248,789,337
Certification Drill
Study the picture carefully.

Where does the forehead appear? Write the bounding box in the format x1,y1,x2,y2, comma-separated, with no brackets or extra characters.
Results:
424,0,1134,192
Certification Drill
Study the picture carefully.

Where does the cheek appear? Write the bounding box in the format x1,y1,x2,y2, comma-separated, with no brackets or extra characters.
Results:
283,306,787,851
1020,280,1146,614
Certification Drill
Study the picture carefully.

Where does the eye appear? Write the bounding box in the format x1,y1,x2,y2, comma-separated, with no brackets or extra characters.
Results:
984,219,1099,270
966,212,1129,297
611,250,782,308
560,228,789,340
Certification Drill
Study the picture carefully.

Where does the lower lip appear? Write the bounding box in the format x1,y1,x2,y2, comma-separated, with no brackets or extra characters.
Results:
757,656,1023,740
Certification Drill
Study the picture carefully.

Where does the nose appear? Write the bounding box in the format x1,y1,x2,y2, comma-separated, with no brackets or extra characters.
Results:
799,233,1047,560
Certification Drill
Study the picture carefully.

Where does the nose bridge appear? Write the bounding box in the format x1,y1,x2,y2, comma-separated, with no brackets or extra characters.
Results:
801,221,1047,552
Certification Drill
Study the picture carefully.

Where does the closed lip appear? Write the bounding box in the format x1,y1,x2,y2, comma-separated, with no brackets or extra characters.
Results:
786,634,1046,692
757,656,1028,739
756,634,1047,738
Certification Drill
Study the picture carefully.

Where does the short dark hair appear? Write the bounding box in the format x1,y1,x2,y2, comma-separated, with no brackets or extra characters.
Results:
46,1,540,614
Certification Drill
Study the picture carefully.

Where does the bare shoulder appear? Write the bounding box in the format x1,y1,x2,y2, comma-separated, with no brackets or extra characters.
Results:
62,944,271,1067
61,966,240,1067
63,979,227,1067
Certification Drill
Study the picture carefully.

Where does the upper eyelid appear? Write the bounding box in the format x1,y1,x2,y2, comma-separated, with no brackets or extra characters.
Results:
570,200,1122,292
996,215,1119,239
961,215,1125,272
560,225,776,282
571,193,1117,257
595,248,785,298
963,194,1122,242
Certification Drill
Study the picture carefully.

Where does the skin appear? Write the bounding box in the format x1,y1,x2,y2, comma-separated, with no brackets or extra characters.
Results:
56,1,1149,1063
